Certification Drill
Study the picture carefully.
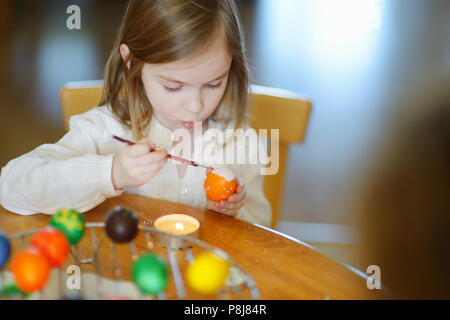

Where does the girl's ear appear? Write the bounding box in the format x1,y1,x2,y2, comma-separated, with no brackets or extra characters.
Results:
119,44,131,69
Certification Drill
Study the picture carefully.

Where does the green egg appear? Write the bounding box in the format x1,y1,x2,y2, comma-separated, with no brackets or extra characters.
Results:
49,209,85,245
0,284,31,299
131,253,169,295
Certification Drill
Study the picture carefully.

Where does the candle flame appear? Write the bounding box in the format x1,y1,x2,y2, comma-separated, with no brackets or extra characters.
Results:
175,222,184,231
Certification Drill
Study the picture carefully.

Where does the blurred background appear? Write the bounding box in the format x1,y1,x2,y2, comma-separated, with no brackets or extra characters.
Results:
1,0,449,270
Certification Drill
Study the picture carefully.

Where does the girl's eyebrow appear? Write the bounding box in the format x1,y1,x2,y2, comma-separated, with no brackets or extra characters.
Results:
156,70,229,85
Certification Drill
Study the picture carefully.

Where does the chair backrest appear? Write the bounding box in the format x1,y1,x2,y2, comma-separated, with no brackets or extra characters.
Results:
60,81,311,228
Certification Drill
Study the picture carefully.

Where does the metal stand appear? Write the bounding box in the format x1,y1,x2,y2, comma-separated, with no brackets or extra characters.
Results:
1,223,259,300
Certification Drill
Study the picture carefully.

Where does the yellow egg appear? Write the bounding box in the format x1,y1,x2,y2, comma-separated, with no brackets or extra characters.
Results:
185,251,230,295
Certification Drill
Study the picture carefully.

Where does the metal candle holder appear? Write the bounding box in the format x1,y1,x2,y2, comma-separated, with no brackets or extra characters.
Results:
0,220,259,300
153,214,200,250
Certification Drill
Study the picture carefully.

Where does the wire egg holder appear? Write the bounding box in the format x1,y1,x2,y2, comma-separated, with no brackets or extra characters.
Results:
0,220,259,300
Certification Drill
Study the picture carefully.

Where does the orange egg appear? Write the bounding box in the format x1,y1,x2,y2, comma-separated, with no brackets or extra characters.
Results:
204,168,237,202
11,248,51,293
31,227,69,267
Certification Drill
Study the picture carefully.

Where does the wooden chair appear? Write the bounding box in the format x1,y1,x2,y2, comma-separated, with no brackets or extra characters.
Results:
60,81,311,228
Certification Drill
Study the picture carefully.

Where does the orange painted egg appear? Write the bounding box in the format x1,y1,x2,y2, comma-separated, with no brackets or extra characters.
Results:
31,227,69,267
204,168,237,202
11,248,51,293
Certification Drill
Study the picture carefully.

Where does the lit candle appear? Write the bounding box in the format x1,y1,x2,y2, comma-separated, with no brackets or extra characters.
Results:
154,214,200,249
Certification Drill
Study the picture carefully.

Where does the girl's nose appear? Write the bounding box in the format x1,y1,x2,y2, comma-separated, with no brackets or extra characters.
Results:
185,94,203,114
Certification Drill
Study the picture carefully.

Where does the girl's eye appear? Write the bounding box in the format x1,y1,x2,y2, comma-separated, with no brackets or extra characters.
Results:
164,82,222,94
206,82,222,89
164,86,182,93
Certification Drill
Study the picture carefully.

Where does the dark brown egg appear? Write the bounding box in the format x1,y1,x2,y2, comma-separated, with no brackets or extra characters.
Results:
105,206,138,243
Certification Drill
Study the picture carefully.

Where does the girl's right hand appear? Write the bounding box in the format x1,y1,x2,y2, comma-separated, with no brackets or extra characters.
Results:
111,138,168,190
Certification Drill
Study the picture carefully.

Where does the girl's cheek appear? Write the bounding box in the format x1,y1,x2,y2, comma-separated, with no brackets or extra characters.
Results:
203,89,226,114
144,84,178,119
158,95,182,118
162,106,180,120
154,104,178,123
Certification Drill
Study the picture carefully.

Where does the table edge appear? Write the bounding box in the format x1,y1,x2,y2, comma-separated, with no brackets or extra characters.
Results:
254,223,369,282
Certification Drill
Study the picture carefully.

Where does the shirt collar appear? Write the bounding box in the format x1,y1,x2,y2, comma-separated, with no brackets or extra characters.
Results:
147,116,173,148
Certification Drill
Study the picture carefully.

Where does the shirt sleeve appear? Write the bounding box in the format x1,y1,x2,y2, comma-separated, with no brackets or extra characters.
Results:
232,129,273,227
235,163,272,228
0,108,123,215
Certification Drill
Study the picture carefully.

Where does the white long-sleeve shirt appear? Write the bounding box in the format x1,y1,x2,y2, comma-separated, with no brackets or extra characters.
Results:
0,105,272,227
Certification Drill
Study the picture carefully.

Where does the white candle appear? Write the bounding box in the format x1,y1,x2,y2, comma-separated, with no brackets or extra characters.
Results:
154,214,200,236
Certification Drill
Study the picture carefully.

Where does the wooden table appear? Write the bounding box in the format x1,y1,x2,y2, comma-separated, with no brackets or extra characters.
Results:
0,194,376,299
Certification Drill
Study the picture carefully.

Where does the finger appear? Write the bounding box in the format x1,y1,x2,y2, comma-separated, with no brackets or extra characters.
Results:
215,201,227,210
220,200,227,206
227,200,243,213
217,200,232,208
219,201,236,213
136,158,167,175
134,149,168,166
227,193,239,203
237,189,246,201
129,138,160,157
236,177,244,193
229,188,246,202
128,144,154,157
137,138,157,148
222,208,237,217
211,202,236,217
206,167,213,176
208,201,225,214
208,201,221,213
137,138,158,153
216,205,229,214
206,199,214,211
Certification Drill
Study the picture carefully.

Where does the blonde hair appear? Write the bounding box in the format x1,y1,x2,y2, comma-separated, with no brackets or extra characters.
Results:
99,0,251,141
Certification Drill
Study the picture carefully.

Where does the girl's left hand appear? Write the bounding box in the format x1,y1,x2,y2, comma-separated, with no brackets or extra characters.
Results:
205,169,246,217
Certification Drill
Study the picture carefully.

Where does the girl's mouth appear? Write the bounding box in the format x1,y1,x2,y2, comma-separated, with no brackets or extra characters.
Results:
181,121,194,129
181,120,202,129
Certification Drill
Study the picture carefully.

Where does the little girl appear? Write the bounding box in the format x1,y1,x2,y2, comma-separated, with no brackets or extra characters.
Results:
0,0,272,227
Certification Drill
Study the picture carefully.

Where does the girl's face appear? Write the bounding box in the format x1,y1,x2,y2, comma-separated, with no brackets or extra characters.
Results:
139,39,232,132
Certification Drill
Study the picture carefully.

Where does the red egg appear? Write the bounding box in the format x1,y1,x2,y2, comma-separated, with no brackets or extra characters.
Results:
31,227,70,267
